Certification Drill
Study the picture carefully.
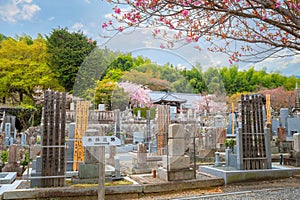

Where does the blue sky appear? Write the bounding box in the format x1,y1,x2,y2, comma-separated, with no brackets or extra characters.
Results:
1,0,299,76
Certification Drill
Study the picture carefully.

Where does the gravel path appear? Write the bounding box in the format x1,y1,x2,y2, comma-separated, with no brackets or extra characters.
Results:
173,187,300,199
135,177,300,200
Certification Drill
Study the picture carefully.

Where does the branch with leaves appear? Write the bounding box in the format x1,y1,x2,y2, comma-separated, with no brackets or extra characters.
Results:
103,0,300,63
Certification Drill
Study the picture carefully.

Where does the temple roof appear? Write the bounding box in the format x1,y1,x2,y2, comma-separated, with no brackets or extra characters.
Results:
152,92,187,105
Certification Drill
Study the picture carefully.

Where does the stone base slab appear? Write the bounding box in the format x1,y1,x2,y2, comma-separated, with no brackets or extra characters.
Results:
78,163,115,179
131,167,152,174
157,167,194,181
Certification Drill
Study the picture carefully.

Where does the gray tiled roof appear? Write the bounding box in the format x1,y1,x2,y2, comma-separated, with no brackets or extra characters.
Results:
149,91,201,109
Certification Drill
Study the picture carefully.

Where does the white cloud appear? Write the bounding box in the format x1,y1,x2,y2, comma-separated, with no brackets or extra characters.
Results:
48,16,55,21
84,0,91,3
72,23,84,30
290,54,300,64
71,22,89,35
20,4,40,20
0,3,19,22
0,0,40,23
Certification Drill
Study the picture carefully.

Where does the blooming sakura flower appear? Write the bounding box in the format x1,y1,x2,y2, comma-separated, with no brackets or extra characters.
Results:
276,1,281,8
262,13,266,20
102,22,108,28
160,43,165,48
118,26,124,32
153,29,160,35
114,7,121,14
186,36,192,43
182,10,189,17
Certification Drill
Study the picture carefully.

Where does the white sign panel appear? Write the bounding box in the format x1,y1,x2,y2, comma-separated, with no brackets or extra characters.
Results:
82,136,121,147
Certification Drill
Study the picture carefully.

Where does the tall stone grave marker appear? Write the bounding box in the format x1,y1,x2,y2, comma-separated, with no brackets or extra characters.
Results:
157,105,170,155
158,124,194,181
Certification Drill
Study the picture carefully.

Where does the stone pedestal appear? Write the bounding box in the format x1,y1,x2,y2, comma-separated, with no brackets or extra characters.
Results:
157,168,194,181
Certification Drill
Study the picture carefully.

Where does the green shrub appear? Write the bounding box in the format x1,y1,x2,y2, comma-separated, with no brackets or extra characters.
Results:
133,108,155,119
1,150,8,167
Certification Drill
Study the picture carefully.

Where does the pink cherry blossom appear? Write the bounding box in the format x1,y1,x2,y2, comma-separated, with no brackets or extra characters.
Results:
118,26,124,32
114,7,121,14
102,22,108,28
182,10,189,17
160,43,166,48
186,36,192,43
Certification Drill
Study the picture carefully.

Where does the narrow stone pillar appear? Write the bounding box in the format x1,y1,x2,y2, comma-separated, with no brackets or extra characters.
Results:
264,128,272,169
215,151,221,167
225,148,232,167
114,156,121,179
236,128,243,170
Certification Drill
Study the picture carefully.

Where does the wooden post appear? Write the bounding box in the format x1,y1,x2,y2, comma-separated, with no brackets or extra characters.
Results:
231,103,234,134
98,146,105,200
98,128,105,200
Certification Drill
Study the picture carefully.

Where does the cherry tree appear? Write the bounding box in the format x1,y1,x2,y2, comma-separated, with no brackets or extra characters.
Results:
102,0,300,63
260,86,294,113
198,94,227,114
118,82,152,107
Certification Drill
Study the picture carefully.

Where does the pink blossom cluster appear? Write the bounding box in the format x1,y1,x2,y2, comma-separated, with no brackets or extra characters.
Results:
102,0,300,64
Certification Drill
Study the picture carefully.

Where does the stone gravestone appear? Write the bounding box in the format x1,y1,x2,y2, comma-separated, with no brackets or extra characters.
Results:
0,132,5,152
107,146,116,167
293,133,300,166
158,124,194,181
132,143,151,174
73,129,107,184
66,122,75,171
30,144,41,161
2,144,23,176
30,156,42,187
277,127,286,142
21,133,26,146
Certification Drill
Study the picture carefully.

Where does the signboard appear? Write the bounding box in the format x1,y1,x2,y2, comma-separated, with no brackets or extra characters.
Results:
82,136,121,147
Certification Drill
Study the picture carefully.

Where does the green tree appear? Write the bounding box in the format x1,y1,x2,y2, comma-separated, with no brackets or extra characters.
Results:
46,28,97,92
0,35,61,105
182,65,207,93
94,79,116,110
73,47,119,98
111,86,130,111
203,67,225,95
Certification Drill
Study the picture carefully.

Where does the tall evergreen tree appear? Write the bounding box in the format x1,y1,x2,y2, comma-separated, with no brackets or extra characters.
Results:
46,28,97,92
